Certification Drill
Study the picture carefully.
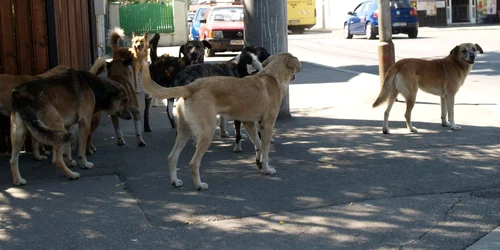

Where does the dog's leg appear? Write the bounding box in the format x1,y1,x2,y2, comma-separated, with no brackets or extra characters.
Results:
382,93,398,134
87,112,102,155
189,129,215,191
9,113,28,185
242,121,263,169
440,96,451,127
53,144,80,180
77,118,94,169
446,94,461,130
111,115,126,146
258,120,277,175
133,65,140,94
166,98,176,129
144,94,152,132
219,115,229,138
130,107,146,146
63,143,77,168
257,121,275,144
32,137,48,161
167,114,192,188
404,92,418,133
233,120,243,152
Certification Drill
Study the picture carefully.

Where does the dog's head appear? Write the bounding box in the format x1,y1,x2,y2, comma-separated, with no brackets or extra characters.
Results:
449,43,483,65
236,46,272,76
131,32,149,55
106,55,134,81
179,40,212,65
104,82,132,120
262,52,301,83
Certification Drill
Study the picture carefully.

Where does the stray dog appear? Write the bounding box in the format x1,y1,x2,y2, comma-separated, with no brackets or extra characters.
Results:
372,43,483,134
87,55,146,155
9,63,132,185
144,33,189,132
170,45,271,152
109,27,148,93
179,39,212,65
0,65,71,160
140,53,301,190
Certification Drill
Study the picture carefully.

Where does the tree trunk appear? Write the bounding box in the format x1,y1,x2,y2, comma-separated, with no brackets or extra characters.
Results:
243,0,291,119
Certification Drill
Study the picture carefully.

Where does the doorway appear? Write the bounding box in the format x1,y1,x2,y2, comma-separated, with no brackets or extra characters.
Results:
452,0,470,22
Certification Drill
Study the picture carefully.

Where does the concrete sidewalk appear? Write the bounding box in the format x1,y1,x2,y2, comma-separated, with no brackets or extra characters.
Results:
0,59,499,249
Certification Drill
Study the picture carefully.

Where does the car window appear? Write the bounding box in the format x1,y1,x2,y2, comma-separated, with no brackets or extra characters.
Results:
209,7,243,22
195,8,207,21
391,0,412,9
360,1,373,14
353,3,364,15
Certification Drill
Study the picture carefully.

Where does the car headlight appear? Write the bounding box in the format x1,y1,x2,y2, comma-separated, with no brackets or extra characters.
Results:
212,30,224,39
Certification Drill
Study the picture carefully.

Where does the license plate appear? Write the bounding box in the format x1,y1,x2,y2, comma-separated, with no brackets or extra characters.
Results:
393,22,407,27
230,40,244,45
289,20,300,24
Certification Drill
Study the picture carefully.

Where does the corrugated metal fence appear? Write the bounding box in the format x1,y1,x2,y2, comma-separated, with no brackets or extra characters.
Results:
119,3,175,35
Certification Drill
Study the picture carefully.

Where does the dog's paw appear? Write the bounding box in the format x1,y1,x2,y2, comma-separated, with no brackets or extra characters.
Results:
270,137,275,144
67,171,80,180
442,121,451,127
233,144,242,153
409,127,418,133
144,128,152,133
220,130,229,138
382,128,390,134
13,178,27,186
263,168,277,175
172,179,184,187
196,182,209,191
80,162,94,169
43,150,51,156
34,155,48,161
117,139,126,146
138,141,146,147
86,149,94,155
67,160,77,168
451,125,462,130
240,133,248,139
256,159,263,169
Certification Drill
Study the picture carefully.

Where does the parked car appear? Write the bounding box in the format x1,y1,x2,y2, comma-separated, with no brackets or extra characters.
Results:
344,0,419,39
198,4,244,57
189,7,208,41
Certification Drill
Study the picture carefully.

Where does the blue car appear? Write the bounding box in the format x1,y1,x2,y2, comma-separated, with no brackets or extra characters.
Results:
189,7,208,41
344,0,419,39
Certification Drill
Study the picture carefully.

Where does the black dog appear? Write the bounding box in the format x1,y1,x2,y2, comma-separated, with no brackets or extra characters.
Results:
179,40,212,65
144,33,188,132
168,45,271,152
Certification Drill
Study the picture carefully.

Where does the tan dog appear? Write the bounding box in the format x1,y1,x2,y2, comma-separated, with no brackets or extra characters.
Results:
109,27,148,93
140,52,302,190
0,65,71,160
87,55,146,154
9,62,132,185
372,43,483,134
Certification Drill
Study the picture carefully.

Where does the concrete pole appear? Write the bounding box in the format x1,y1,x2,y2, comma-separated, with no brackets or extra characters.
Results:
377,0,395,86
243,0,291,118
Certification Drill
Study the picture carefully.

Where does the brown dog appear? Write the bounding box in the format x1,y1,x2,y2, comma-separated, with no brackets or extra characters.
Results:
373,43,483,134
0,65,71,160
140,53,301,190
9,61,132,185
86,56,146,154
109,27,148,93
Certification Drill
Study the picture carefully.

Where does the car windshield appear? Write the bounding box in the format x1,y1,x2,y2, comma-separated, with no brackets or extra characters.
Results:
210,7,244,22
391,0,412,9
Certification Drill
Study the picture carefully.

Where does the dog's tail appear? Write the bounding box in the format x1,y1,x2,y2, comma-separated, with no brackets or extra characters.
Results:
140,60,194,100
89,56,108,75
11,86,72,145
108,27,125,52
149,33,161,63
372,67,398,108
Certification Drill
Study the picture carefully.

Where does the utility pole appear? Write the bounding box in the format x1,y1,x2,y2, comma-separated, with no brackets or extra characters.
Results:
377,0,395,86
243,0,290,118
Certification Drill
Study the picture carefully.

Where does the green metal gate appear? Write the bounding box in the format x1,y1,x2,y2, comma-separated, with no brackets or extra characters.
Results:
119,3,175,35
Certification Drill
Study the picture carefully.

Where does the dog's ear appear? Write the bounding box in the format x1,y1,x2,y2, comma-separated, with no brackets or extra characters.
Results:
450,46,459,55
143,32,148,40
475,43,483,54
179,45,185,58
132,32,137,38
287,56,301,72
202,40,212,49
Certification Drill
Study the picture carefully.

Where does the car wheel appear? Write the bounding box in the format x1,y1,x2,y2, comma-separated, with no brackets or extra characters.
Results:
365,23,376,40
344,23,353,39
291,27,305,34
408,29,418,39
205,48,215,57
